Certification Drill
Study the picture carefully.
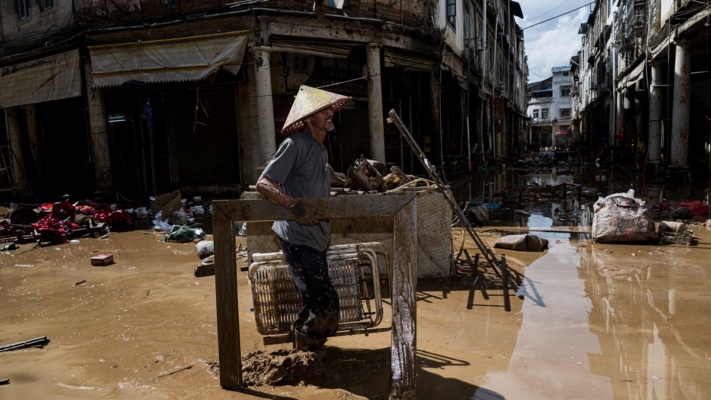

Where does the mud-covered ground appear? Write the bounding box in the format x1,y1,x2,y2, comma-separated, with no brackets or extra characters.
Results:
1,173,711,399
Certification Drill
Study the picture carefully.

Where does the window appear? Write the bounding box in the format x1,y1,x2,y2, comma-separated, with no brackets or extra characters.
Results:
446,0,456,29
464,4,472,52
39,0,53,12
533,109,539,118
541,108,549,119
563,72,569,76
15,0,30,20
561,85,571,97
560,108,571,118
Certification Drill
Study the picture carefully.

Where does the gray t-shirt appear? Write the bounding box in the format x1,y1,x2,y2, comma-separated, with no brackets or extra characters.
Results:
262,130,331,251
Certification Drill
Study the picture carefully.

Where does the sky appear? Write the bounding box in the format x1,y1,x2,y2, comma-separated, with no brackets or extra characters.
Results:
515,0,595,83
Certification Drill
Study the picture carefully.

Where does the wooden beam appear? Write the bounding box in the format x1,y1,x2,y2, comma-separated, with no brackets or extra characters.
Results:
390,197,417,400
211,193,419,394
212,206,241,388
212,193,416,222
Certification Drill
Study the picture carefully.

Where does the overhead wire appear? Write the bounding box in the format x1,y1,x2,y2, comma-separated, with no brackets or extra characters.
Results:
518,2,594,32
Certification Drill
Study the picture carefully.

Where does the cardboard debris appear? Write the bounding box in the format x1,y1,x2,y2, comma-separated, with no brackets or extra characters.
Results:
150,191,182,220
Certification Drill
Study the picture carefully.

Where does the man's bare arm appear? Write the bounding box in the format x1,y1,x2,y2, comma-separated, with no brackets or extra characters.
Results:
256,174,298,208
255,174,322,226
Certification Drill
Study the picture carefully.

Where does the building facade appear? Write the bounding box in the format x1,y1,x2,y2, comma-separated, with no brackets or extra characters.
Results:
526,66,574,149
572,0,711,176
0,0,528,202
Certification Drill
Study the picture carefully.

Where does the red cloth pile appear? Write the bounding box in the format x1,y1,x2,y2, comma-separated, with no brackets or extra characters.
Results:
83,200,133,230
0,220,16,236
31,215,80,244
677,200,709,216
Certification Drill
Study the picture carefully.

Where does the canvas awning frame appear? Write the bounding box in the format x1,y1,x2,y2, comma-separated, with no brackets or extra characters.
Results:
0,50,82,109
383,49,435,72
88,31,249,88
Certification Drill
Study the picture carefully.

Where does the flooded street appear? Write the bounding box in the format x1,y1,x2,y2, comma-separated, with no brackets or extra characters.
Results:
1,171,711,399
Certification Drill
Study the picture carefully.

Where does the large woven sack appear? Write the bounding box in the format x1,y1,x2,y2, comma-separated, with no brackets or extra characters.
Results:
592,194,658,244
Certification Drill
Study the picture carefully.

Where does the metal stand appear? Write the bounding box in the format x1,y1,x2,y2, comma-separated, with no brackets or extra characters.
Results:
387,109,522,308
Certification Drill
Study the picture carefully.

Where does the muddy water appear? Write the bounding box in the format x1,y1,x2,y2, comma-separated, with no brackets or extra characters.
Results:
1,194,711,399
471,227,711,399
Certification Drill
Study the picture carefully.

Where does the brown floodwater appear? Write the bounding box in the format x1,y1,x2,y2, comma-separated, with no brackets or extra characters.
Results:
1,198,710,399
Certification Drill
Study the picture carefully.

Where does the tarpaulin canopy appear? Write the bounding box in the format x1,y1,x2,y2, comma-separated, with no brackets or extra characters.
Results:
619,60,645,89
384,49,434,72
555,130,570,135
88,31,249,88
0,50,82,108
270,38,354,59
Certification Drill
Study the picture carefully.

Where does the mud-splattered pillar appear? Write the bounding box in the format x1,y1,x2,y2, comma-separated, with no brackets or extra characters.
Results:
366,43,385,163
671,40,690,168
649,59,664,172
84,62,113,191
250,47,276,167
4,107,30,199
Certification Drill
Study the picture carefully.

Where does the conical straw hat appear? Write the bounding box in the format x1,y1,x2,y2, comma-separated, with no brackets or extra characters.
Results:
281,85,351,134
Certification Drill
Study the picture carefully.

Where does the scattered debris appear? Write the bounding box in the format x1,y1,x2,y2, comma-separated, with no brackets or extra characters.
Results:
196,241,214,259
157,364,194,379
0,378,9,386
14,264,34,268
658,221,688,234
73,280,87,287
0,243,18,251
162,225,206,243
90,254,114,266
671,207,694,220
194,264,215,278
0,336,50,352
676,200,708,216
494,234,549,252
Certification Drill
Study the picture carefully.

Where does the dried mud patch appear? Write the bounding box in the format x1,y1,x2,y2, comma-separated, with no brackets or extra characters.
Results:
241,347,390,387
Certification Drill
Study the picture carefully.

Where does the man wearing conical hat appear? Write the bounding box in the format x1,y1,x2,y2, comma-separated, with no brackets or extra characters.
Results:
256,85,351,351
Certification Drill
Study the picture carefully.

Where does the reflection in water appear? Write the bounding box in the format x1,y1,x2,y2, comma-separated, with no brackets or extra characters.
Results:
475,233,615,399
579,244,711,400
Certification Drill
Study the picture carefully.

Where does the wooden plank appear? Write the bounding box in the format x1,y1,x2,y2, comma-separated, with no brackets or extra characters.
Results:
390,197,417,400
212,207,241,388
212,193,416,222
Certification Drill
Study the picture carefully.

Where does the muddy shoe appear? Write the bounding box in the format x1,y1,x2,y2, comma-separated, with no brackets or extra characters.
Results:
293,330,326,352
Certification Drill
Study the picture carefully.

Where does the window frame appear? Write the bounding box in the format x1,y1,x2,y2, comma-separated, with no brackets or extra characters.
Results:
39,0,54,12
15,0,30,20
560,108,571,118
533,109,539,118
464,3,472,46
561,85,571,97
446,0,457,30
541,108,549,119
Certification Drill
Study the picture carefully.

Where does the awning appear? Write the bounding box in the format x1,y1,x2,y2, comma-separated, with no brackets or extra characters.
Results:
270,39,354,59
383,49,434,72
510,1,523,19
88,31,249,88
442,51,465,77
619,60,645,89
555,130,570,135
0,50,82,108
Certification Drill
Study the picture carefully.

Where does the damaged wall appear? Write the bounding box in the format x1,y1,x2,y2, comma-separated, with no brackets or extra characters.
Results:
77,0,436,27
0,0,74,46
